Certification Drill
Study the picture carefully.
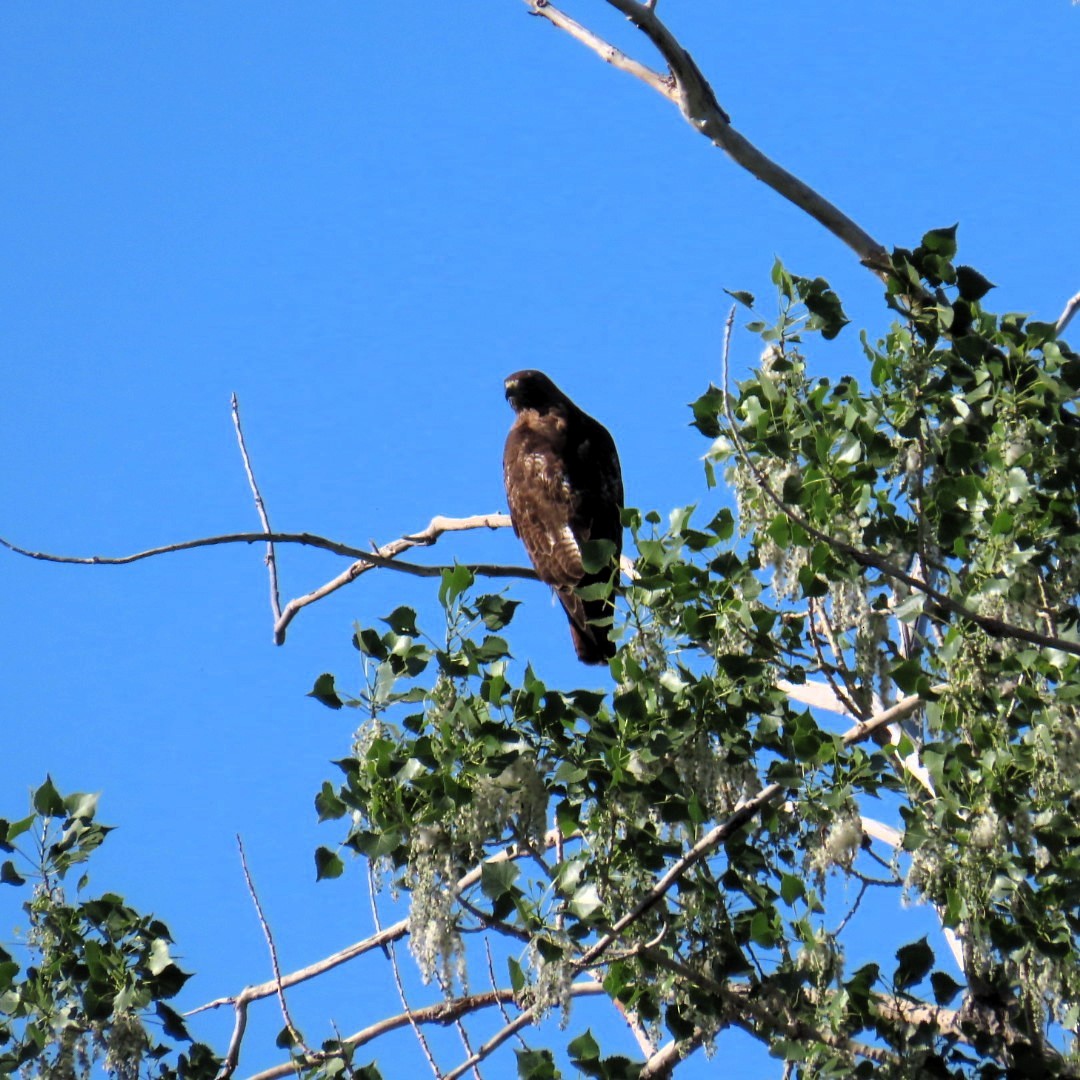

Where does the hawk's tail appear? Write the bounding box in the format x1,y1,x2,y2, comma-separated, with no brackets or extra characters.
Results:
558,588,616,665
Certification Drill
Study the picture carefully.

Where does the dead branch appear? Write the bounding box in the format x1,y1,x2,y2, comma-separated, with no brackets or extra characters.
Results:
237,837,307,1064
1,514,535,646
523,0,890,272
231,394,281,622
242,981,606,1080
272,513,524,643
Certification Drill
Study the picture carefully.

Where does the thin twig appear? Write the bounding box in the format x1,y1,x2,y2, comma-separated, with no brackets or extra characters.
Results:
484,938,528,1051
231,394,281,622
367,866,442,1078
237,836,307,1056
807,597,867,720
435,968,484,1080
190,832,564,1013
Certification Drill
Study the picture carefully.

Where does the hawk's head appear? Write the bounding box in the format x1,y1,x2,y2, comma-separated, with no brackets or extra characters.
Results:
504,370,567,415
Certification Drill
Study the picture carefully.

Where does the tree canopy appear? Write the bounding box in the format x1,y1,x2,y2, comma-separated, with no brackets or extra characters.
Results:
3,3,1080,1079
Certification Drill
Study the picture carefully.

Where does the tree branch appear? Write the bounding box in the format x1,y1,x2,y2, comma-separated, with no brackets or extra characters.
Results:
578,686,941,970
719,306,1080,658
1,513,535,646
231,394,281,622
242,981,606,1080
271,513,526,643
522,0,890,272
1057,289,1080,337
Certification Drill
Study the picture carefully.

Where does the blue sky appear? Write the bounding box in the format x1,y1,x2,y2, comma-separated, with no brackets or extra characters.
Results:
2,3,1078,1076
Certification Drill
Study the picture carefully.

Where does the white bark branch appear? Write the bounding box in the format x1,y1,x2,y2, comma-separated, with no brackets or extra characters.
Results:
242,981,606,1080
1,513,533,646
523,0,890,272
1057,289,1080,337
272,513,521,643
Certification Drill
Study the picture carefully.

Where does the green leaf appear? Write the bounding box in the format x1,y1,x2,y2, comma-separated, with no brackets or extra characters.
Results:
921,224,958,259
315,846,345,881
156,1001,190,1041
308,673,343,710
568,883,603,921
723,288,755,309
893,937,934,991
475,594,521,631
780,873,806,905
147,937,175,976
567,1030,600,1067
480,860,519,901
315,782,348,822
0,861,25,887
930,970,964,1006
508,956,526,994
381,606,419,636
580,539,617,575
33,776,65,817
439,564,475,607
955,265,994,301
516,1048,560,1079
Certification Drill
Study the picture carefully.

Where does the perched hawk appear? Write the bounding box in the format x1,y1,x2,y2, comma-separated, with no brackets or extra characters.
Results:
503,370,624,664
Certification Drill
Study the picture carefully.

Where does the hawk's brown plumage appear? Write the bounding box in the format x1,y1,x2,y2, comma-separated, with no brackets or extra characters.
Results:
503,370,623,664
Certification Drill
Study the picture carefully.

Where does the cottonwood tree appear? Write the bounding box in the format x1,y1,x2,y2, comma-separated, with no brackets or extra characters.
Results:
4,3,1080,1078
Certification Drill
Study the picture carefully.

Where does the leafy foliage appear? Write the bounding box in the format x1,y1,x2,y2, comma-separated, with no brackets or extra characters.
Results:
11,231,1080,1078
301,232,1080,1078
0,780,219,1079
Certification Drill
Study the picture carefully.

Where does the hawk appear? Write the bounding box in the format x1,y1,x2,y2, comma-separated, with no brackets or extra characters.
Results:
503,370,624,664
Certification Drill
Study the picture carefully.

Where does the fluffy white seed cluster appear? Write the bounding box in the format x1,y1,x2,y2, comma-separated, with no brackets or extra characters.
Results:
406,846,464,987
454,752,548,860
809,812,863,877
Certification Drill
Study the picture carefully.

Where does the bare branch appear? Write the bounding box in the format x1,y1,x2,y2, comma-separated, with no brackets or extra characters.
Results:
191,832,563,1013
1,513,536,646
527,0,671,95
522,0,890,272
368,865,443,1078
0,522,520,574
236,837,307,1061
242,982,606,1080
776,678,852,715
1057,290,1080,337
231,394,281,622
272,513,526,643
639,1032,704,1078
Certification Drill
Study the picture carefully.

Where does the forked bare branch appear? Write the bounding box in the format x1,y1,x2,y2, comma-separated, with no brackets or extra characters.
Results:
522,0,890,272
272,512,523,643
1,513,533,646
